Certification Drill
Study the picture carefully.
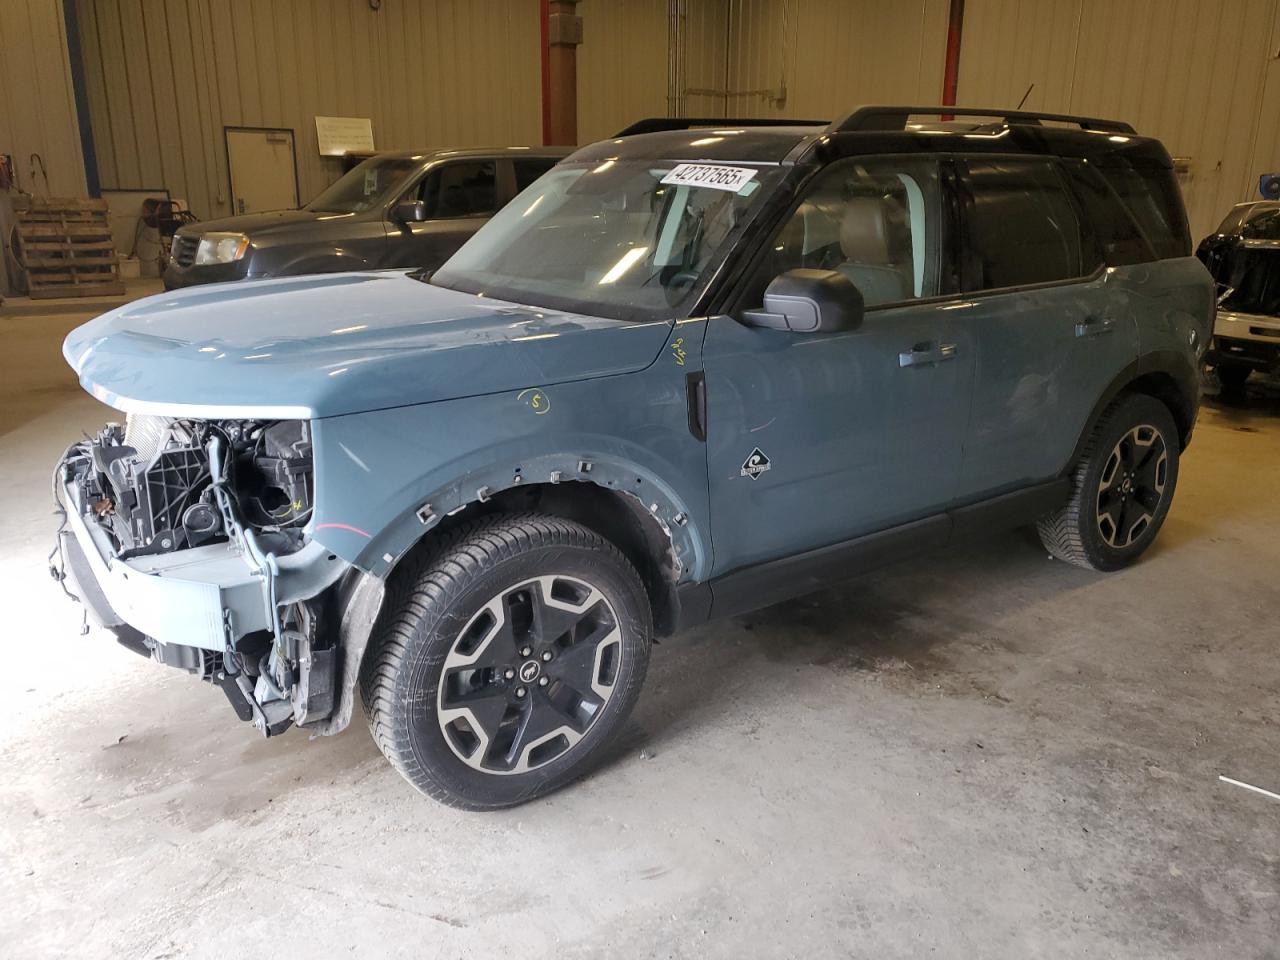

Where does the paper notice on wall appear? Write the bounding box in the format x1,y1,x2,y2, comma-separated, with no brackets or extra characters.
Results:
315,116,375,157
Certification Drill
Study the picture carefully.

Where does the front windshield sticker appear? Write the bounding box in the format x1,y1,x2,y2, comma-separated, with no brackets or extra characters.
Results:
661,163,757,193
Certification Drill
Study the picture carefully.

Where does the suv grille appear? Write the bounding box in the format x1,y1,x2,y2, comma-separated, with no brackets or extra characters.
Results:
171,235,198,267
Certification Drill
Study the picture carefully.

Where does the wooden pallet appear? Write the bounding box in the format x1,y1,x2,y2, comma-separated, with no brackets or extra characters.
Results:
16,197,125,299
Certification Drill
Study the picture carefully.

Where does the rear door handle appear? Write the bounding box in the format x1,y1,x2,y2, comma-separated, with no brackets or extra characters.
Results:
899,342,958,367
1075,316,1117,338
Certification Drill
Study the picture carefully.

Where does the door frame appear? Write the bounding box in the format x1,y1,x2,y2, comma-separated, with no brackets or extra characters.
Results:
223,125,300,214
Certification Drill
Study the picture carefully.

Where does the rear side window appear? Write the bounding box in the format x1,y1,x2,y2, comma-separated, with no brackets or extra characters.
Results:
515,158,558,192
957,159,1087,291
1060,160,1155,266
420,161,497,218
1094,159,1190,259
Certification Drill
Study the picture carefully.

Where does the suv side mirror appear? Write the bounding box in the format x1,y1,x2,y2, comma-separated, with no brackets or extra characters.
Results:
742,268,864,333
391,200,428,223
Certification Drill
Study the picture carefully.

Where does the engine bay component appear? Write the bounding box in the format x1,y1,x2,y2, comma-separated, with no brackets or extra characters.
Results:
67,416,314,558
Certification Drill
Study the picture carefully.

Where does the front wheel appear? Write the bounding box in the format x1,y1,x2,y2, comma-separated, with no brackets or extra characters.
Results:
360,514,652,809
1037,393,1180,572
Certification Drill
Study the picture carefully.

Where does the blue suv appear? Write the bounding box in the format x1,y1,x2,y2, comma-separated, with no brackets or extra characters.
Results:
53,106,1213,808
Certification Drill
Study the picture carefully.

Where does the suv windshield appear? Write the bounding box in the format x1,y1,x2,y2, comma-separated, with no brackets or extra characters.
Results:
431,159,784,320
1243,207,1280,241
307,156,420,214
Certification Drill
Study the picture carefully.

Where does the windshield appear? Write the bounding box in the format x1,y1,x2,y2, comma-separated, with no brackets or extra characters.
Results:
1243,207,1280,241
431,159,785,320
307,156,419,214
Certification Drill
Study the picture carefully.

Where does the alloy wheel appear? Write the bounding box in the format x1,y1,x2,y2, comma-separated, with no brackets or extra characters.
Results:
436,575,623,775
1095,423,1168,548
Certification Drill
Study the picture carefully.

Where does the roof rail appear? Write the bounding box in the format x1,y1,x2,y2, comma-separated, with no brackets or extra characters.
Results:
614,117,829,138
829,105,1136,135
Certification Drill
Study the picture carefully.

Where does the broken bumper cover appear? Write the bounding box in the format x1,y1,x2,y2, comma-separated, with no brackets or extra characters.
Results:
58,476,349,654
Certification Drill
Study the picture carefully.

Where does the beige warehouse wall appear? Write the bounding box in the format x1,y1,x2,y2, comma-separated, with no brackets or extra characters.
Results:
75,0,543,220
577,0,949,145
577,0,671,144
0,0,87,196
955,0,1280,241
575,0,731,144
720,0,950,121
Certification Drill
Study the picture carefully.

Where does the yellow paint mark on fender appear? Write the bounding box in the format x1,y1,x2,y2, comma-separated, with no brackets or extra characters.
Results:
671,337,687,366
517,388,552,415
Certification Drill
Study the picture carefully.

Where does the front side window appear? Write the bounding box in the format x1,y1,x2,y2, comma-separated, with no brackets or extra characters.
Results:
958,159,1088,291
742,157,942,309
419,161,498,218
431,159,784,321
307,156,419,214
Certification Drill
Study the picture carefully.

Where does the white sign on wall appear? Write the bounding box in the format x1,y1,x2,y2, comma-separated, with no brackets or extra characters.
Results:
315,116,375,157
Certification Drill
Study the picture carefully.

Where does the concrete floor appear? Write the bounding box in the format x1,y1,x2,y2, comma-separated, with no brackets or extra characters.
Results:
2,306,1277,959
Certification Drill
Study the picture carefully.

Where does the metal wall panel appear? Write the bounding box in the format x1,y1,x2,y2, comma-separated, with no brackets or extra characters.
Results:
0,0,87,196
956,0,1280,240
577,0,671,144
718,0,950,122
75,0,542,220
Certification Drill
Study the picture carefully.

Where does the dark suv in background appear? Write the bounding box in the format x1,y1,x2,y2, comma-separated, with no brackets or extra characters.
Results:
163,146,568,289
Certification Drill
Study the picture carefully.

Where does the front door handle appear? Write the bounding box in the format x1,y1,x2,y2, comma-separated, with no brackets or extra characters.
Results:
1075,316,1117,338
899,341,958,367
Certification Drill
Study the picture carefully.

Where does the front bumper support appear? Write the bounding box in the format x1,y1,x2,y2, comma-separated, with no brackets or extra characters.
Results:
58,476,350,654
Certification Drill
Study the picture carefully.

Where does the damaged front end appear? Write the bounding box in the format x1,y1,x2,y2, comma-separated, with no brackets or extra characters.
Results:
52,414,352,736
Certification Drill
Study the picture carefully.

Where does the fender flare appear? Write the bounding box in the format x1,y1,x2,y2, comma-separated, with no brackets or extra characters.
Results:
1065,351,1200,469
348,449,710,585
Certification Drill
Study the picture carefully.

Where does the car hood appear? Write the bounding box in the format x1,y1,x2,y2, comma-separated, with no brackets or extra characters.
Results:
64,271,674,418
180,209,341,238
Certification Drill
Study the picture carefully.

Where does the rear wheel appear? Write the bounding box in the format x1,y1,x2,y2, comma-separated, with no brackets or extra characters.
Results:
360,514,652,809
1037,393,1180,571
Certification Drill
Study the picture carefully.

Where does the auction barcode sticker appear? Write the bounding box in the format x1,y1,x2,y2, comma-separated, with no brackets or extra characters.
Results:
661,163,758,193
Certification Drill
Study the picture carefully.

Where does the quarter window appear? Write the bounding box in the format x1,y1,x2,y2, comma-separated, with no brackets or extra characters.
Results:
1060,160,1154,267
745,158,941,309
957,159,1087,291
515,158,558,193
1094,159,1190,259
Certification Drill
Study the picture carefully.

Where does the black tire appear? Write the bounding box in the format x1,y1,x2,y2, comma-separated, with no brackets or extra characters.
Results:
1216,362,1251,392
1037,393,1180,572
360,513,652,809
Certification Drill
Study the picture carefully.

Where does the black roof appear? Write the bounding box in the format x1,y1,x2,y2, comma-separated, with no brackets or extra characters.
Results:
570,105,1171,169
363,145,572,162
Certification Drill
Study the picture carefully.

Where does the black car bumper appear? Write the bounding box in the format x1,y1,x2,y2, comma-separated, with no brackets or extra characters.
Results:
162,260,255,290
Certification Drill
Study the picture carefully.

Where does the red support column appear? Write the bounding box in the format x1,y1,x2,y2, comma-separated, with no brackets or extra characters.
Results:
541,0,582,146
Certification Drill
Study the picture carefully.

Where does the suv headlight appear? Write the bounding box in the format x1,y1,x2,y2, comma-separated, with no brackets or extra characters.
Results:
194,232,250,265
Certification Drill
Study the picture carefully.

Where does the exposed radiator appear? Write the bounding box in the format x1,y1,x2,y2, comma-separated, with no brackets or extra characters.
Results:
124,413,174,463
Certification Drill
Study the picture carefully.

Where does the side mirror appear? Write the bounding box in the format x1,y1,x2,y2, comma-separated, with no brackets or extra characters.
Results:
391,200,428,223
742,268,864,333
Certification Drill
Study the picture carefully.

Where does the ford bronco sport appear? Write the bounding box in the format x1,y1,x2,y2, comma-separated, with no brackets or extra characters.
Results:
53,106,1212,809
